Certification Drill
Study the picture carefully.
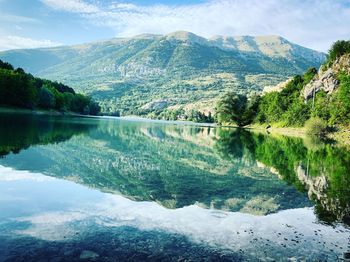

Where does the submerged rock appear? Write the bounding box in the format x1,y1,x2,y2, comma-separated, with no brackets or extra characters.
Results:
79,250,99,260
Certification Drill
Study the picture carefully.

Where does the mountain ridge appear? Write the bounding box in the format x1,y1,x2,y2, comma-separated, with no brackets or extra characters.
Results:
0,31,326,116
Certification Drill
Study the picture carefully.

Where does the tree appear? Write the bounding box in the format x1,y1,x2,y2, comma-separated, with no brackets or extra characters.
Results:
327,40,350,64
215,92,247,126
0,59,100,115
241,94,261,126
38,86,56,109
304,117,328,137
0,59,14,70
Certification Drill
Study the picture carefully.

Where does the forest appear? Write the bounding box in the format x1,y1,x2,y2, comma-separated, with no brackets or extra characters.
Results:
0,59,100,115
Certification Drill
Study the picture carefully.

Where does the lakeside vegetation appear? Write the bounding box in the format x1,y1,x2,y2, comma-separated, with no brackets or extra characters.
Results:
0,59,100,115
215,40,350,136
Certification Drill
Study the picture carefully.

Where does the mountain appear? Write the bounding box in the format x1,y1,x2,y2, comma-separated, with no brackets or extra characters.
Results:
0,31,326,116
218,41,350,130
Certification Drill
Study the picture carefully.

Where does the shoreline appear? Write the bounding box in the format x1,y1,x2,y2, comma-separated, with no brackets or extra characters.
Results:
1,107,349,146
247,124,350,147
245,125,307,138
220,122,350,146
117,115,217,127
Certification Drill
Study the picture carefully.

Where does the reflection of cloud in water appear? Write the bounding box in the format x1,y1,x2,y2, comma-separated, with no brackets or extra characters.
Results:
15,192,350,256
0,166,54,182
15,211,89,241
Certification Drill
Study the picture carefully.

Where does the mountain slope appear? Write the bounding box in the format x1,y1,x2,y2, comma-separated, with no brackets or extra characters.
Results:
0,31,326,116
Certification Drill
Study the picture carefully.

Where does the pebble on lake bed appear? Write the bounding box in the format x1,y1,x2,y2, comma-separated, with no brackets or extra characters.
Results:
79,250,99,260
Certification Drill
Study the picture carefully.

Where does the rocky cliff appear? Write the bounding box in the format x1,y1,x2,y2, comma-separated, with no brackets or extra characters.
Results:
303,53,350,100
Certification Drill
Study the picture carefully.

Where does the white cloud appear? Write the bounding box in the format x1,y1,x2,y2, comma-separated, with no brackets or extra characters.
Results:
14,194,350,255
41,0,99,13
0,35,61,51
0,13,39,23
2,166,349,255
41,0,350,51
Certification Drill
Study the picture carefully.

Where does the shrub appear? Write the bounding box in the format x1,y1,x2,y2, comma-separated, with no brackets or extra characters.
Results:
326,40,350,65
304,117,328,137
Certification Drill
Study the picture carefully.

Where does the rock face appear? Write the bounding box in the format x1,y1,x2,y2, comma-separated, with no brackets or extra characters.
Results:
303,54,350,101
303,68,339,100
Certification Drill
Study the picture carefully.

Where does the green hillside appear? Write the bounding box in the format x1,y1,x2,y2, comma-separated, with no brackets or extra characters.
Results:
215,40,350,137
0,60,100,115
0,31,325,117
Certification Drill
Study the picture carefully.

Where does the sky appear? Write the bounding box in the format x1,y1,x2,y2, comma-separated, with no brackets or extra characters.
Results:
0,0,349,52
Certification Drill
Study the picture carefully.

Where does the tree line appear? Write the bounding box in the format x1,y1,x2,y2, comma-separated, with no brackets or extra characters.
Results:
0,59,100,115
215,40,350,133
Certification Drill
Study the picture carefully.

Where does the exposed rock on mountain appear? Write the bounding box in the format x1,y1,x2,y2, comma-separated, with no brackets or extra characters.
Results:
0,31,326,115
303,54,350,100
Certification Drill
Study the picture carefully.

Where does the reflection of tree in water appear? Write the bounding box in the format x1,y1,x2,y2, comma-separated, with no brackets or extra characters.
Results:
0,113,97,157
0,119,310,215
215,128,350,225
2,114,348,224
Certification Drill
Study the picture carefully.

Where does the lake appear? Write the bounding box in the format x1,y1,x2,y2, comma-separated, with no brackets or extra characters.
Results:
0,112,349,261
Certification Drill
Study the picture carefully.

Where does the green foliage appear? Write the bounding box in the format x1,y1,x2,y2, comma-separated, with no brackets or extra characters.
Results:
304,117,328,137
215,92,247,126
0,112,95,157
310,73,350,125
214,67,328,127
303,67,318,84
38,86,56,108
0,60,14,70
241,94,261,126
215,129,350,224
255,70,317,127
0,59,100,115
326,40,350,65
0,68,37,108
241,59,349,129
147,107,214,123
311,91,331,120
329,73,350,124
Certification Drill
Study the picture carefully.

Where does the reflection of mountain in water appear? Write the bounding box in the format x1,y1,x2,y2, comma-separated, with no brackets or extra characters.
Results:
0,114,349,225
218,130,350,225
0,116,310,216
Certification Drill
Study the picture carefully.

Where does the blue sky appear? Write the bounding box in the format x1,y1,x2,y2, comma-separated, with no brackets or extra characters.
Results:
0,0,349,51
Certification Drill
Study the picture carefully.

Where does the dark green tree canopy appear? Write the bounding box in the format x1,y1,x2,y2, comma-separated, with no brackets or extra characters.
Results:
327,40,350,64
215,92,247,126
0,59,100,115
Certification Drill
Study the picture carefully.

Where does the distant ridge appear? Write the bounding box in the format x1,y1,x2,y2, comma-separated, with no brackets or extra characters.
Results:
0,31,326,116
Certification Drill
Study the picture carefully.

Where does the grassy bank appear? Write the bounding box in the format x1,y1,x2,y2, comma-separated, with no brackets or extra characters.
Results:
246,124,307,138
247,123,350,147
